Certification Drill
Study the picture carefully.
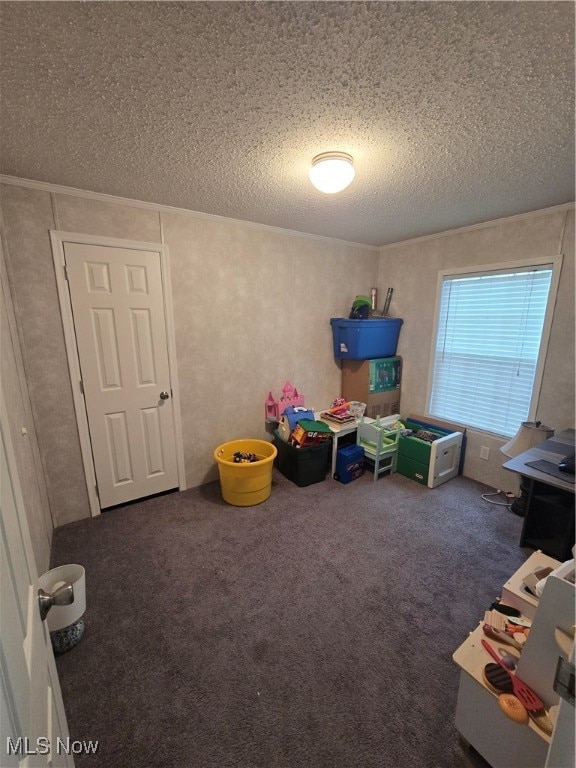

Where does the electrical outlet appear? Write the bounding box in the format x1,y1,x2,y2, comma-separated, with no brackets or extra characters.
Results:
480,446,490,460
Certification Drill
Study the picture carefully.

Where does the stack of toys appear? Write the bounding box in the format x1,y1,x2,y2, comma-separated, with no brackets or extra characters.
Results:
290,419,332,448
277,406,331,448
277,406,315,442
233,451,258,463
320,398,357,426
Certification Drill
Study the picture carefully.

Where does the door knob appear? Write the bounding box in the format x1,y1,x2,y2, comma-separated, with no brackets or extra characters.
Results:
38,582,74,622
160,391,170,400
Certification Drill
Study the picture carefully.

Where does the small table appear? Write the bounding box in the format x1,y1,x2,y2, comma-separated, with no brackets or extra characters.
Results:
315,416,363,478
503,428,575,561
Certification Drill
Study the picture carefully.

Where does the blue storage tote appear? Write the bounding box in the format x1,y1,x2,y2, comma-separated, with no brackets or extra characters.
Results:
330,318,403,360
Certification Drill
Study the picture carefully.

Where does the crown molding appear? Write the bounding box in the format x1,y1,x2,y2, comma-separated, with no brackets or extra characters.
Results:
0,175,378,252
378,202,575,251
2,174,571,253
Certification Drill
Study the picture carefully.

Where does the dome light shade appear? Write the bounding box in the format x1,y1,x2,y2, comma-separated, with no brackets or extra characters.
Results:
309,152,355,194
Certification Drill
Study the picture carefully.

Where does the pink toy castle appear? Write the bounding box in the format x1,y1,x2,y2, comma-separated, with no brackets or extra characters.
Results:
265,381,305,421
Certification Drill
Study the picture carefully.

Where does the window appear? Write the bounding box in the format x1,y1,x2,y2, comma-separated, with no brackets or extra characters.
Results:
427,258,561,438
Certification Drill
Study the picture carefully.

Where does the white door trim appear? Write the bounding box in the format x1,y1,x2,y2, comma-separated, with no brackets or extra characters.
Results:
50,231,186,517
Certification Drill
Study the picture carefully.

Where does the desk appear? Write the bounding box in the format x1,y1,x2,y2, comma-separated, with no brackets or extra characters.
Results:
503,429,575,560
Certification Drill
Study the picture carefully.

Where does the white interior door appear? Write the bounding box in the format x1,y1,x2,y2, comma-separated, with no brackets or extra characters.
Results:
1,396,74,768
64,242,179,509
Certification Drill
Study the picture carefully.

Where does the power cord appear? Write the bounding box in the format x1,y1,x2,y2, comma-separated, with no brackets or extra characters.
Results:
482,489,516,507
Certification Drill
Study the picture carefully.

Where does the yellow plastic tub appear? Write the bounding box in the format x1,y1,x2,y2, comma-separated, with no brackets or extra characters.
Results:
214,439,278,506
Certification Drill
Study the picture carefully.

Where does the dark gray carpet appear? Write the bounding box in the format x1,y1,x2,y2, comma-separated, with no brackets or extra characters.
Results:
51,470,528,768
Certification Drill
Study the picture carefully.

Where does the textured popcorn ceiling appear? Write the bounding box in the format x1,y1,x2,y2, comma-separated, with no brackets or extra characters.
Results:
0,1,574,246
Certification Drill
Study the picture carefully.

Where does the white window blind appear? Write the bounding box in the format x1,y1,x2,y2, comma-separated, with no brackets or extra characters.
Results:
428,265,554,438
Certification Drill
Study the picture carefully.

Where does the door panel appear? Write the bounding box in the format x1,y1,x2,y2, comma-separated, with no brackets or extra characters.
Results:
1,405,73,768
106,412,133,484
92,308,122,389
64,243,179,508
131,309,156,384
141,408,165,475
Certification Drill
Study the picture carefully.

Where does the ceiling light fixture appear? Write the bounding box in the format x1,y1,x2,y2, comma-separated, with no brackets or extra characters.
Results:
309,152,355,194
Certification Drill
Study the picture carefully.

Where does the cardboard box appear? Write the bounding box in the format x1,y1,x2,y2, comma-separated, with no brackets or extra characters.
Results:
342,357,402,394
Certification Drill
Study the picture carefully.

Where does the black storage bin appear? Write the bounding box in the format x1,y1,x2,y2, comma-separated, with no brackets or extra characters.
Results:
273,430,330,487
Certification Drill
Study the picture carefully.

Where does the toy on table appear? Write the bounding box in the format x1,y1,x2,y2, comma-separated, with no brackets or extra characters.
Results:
348,401,367,421
320,398,356,426
329,397,349,415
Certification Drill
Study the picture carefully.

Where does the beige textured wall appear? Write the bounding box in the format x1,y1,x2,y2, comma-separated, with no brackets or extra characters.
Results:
1,182,376,523
2,185,93,527
162,213,376,487
4,178,572,526
0,215,53,574
377,207,575,493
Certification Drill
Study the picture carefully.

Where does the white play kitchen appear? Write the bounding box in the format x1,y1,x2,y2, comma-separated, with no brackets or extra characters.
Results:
452,550,575,768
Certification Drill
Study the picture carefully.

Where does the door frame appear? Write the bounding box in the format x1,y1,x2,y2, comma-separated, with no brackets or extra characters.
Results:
50,231,186,517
